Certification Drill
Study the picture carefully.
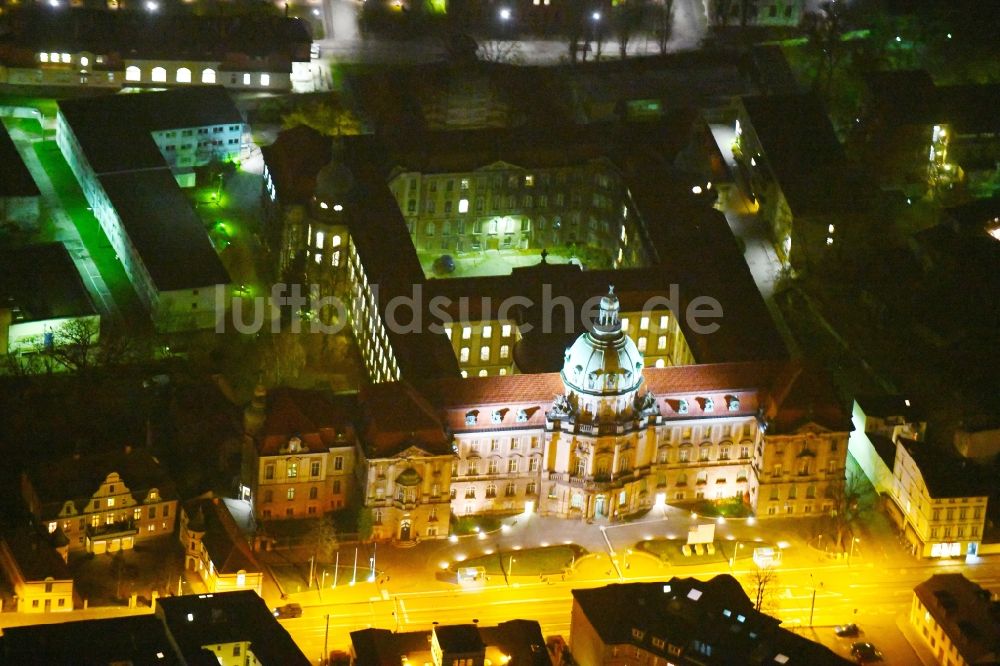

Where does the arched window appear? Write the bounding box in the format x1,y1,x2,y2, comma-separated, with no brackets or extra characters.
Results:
151,67,166,83
655,358,666,368
331,234,342,247
176,67,191,83
125,66,141,82
201,68,216,84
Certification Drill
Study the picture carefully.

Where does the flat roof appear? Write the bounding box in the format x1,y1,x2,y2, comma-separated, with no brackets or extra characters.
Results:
0,616,182,665
98,170,229,291
0,242,97,322
0,121,40,198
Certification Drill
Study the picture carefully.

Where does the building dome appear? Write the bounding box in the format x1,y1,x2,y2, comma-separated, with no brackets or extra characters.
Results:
561,286,644,396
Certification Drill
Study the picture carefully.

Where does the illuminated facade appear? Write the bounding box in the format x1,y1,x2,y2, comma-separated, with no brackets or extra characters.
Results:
389,160,650,271
20,447,179,554
242,387,357,521
0,528,74,613
889,439,989,559
180,498,263,595
56,88,238,330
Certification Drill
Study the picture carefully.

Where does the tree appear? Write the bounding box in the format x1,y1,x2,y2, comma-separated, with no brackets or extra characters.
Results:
828,468,866,553
651,0,675,55
356,507,374,542
802,1,849,97
46,318,100,373
614,0,649,59
281,97,362,137
746,563,778,612
309,515,339,563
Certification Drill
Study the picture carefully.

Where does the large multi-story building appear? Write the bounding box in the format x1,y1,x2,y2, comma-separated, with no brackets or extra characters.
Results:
57,87,239,330
0,8,312,93
888,438,990,559
343,289,847,542
910,574,1000,666
242,387,357,522
21,446,178,554
571,578,852,665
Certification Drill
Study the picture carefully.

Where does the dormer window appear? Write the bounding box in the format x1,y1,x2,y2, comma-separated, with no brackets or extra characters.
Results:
491,410,503,424
677,399,689,414
149,489,159,502
703,397,714,412
516,409,528,423
465,411,477,425
728,396,740,411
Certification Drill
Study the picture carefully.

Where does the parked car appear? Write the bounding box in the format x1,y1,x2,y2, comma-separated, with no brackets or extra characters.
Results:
835,623,860,637
850,642,883,663
273,603,302,619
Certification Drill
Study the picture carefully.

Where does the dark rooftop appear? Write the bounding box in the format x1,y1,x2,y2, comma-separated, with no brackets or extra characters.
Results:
0,526,71,582
25,446,178,512
98,170,229,291
573,578,852,665
898,439,992,498
855,394,924,420
0,121,39,197
184,498,259,575
434,624,485,654
740,93,860,217
913,574,1000,665
360,382,453,458
0,242,97,322
155,591,310,666
254,387,356,456
0,615,182,665
2,7,310,63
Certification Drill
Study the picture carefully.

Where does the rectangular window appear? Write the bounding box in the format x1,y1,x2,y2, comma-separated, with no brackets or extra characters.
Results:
508,459,518,473
148,506,157,519
334,456,344,471
311,461,321,477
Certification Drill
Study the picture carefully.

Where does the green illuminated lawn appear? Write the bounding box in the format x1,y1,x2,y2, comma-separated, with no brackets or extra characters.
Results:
33,140,146,325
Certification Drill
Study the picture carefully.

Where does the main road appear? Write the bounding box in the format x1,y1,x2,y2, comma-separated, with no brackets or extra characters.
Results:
279,555,1000,663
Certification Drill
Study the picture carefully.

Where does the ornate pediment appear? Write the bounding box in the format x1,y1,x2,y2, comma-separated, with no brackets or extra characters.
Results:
395,445,433,459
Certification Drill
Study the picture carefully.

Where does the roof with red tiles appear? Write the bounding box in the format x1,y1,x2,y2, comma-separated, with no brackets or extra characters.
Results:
255,388,355,456
360,382,452,458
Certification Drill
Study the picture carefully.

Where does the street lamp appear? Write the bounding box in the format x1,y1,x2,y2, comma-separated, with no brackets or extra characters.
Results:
498,7,512,21
850,537,860,561
730,541,745,569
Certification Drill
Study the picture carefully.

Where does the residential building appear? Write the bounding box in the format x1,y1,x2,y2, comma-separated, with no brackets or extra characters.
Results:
57,88,238,330
888,439,990,558
0,591,310,665
0,8,311,93
0,527,74,613
849,395,925,495
21,446,179,554
735,93,868,268
0,243,100,355
0,121,40,230
910,574,1000,666
242,387,357,521
350,620,552,666
860,70,1000,199
571,578,853,665
180,497,263,595
155,591,311,665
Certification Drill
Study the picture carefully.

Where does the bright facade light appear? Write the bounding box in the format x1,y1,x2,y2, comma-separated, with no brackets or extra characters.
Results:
591,11,601,20
80,56,89,67
145,0,159,11
333,204,343,212
498,7,511,20
319,201,328,209
691,185,702,194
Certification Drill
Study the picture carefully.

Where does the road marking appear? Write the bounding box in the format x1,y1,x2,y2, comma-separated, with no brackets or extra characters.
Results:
399,599,410,623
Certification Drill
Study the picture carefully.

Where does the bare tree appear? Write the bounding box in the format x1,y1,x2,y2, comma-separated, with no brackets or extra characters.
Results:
652,0,675,54
746,563,779,612
614,0,649,59
828,468,866,552
309,515,339,563
47,318,100,373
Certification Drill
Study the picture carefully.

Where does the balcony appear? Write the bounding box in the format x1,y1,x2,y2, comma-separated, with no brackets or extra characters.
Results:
86,519,138,539
392,498,418,510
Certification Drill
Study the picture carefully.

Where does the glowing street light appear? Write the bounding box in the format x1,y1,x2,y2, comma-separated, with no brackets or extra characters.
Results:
145,0,159,11
591,11,602,21
498,7,511,21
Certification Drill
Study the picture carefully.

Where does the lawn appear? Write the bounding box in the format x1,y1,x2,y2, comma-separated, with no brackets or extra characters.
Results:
32,140,146,325
456,545,587,576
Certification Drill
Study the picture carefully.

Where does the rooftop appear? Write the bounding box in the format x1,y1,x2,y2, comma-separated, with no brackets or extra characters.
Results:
855,394,923,420
0,615,182,665
25,446,178,511
155,591,310,665
184,498,260,575
898,439,991,499
0,526,71,582
913,574,1000,665
573,578,853,665
253,388,356,456
0,242,97,322
0,121,39,198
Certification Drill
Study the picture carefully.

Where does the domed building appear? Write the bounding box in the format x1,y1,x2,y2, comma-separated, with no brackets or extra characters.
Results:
540,287,663,519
